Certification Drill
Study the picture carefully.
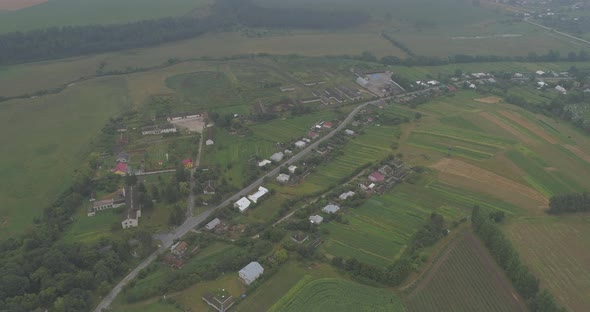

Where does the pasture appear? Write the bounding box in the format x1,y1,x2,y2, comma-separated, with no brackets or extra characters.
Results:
404,230,526,312
505,215,590,312
269,278,405,312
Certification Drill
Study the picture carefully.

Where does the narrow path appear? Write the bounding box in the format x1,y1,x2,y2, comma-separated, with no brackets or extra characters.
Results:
524,18,590,46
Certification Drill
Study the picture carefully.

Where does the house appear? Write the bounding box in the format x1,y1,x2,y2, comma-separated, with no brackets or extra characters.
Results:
555,85,567,94
345,129,355,136
288,165,298,174
378,165,394,176
309,215,324,225
203,180,216,195
270,152,284,162
167,112,201,122
162,254,185,269
514,73,524,78
248,186,269,204
369,172,385,183
87,193,126,217
171,241,189,256
276,173,290,184
116,152,130,163
339,191,355,201
536,70,545,76
447,85,457,92
182,158,193,169
284,149,293,155
258,159,271,167
206,139,214,146
234,197,251,212
239,262,264,285
113,162,128,176
323,121,333,129
469,84,476,89
205,218,221,230
294,141,306,149
308,131,319,140
537,81,547,89
121,211,140,229
322,204,340,214
302,138,311,143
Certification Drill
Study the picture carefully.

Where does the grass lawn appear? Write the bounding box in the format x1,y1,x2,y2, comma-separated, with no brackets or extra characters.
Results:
62,207,122,243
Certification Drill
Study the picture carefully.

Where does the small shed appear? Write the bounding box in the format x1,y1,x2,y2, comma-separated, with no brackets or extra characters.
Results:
276,173,290,184
309,215,324,225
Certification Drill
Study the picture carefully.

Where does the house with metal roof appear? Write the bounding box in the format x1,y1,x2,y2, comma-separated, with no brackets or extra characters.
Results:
239,262,264,285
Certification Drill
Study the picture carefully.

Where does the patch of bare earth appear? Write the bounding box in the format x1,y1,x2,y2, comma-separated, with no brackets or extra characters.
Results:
0,0,47,11
432,159,548,211
475,96,503,104
498,110,558,144
479,112,535,145
564,144,590,164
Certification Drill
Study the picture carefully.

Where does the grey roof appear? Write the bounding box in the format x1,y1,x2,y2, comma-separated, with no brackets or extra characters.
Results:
239,262,264,285
322,204,340,214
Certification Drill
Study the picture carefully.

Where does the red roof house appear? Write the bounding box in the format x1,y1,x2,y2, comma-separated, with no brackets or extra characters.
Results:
113,162,128,176
368,171,385,183
182,158,193,169
308,131,319,139
447,85,457,92
323,121,333,129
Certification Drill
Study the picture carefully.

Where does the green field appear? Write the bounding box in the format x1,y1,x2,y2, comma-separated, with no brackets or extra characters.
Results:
269,278,405,312
404,230,526,312
0,0,212,34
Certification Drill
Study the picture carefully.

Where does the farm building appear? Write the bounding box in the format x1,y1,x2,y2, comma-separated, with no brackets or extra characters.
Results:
294,141,306,148
258,159,271,167
234,197,251,213
345,129,355,136
309,215,324,225
308,131,319,140
369,172,385,183
270,152,284,162
141,124,177,135
162,254,185,269
555,85,567,94
378,165,394,176
171,241,189,255
121,210,140,229
323,121,333,129
205,218,221,230
284,149,293,155
167,112,201,122
322,204,341,214
288,165,298,174
182,158,193,169
113,162,128,176
535,70,545,76
239,262,264,285
276,173,290,184
339,191,355,201
206,139,214,146
248,186,269,204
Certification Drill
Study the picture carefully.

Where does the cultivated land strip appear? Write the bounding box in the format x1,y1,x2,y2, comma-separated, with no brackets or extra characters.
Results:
498,110,558,144
478,112,535,145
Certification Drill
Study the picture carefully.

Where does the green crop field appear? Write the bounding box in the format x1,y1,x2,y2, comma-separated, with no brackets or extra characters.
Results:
0,0,212,34
250,112,338,143
505,216,590,312
269,278,405,312
404,230,526,312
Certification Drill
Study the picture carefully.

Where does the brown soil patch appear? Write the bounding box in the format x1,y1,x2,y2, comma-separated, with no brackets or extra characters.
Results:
499,110,558,144
475,96,503,104
432,159,548,210
478,112,535,145
564,145,590,164
544,167,558,172
0,0,47,10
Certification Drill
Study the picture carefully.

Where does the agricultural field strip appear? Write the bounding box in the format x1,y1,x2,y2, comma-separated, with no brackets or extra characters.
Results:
478,112,536,145
505,150,574,196
491,111,548,144
498,110,558,144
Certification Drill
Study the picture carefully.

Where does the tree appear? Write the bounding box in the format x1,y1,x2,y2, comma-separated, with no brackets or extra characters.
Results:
274,248,288,264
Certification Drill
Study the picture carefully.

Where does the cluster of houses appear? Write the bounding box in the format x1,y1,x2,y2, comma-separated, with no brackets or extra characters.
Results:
162,240,192,269
309,203,342,225
233,186,270,213
356,71,405,97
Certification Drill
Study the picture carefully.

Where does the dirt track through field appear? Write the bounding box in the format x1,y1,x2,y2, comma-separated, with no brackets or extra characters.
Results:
475,96,502,104
498,110,558,144
432,159,548,210
478,112,534,145
0,0,46,10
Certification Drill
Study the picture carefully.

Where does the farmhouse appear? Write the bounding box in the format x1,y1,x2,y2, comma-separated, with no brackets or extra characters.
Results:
536,70,545,76
248,186,269,204
141,124,177,135
87,190,126,217
206,139,214,146
369,172,385,183
121,210,140,229
258,159,271,167
270,152,284,162
294,141,306,148
323,121,333,129
234,197,251,212
276,173,290,184
239,262,264,285
555,85,567,94
345,129,355,136
309,215,324,225
113,162,128,176
205,218,221,230
288,165,298,174
284,149,293,155
170,241,189,256
162,254,185,269
182,158,193,169
322,204,341,214
339,191,355,201
308,131,319,140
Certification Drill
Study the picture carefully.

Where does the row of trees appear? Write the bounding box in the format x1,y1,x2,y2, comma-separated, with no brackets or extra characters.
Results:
472,206,565,311
547,193,590,214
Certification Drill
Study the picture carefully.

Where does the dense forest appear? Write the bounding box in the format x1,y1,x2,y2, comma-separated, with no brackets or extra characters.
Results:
471,206,565,312
547,193,590,214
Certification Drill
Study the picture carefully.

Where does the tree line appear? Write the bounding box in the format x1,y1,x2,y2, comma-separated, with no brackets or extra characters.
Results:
472,206,565,312
547,193,590,214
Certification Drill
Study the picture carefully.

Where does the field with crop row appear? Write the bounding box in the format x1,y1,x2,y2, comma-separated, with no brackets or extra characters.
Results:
404,230,526,312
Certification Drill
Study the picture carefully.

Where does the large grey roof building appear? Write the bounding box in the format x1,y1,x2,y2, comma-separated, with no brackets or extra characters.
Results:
239,262,264,285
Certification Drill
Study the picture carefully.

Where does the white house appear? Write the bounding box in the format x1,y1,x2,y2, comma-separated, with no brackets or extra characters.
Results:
537,81,547,89
288,165,298,174
270,152,284,162
276,173,290,184
555,85,567,94
294,141,306,149
258,160,271,167
536,70,545,76
345,129,355,136
234,197,251,212
206,139,214,146
248,186,269,204
309,215,324,225
339,191,355,201
121,210,140,229
205,218,221,230
322,204,340,214
239,262,264,285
